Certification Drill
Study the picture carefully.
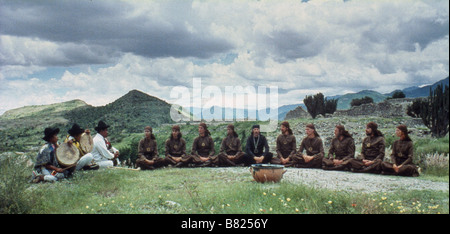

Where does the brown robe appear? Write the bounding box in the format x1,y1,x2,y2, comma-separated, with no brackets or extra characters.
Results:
176,135,217,167
271,134,296,166
348,135,385,173
217,135,246,166
322,136,355,170
292,136,324,168
136,137,166,169
381,140,419,177
164,137,187,165
192,135,215,157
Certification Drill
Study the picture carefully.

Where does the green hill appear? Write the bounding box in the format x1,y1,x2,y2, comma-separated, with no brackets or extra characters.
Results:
0,90,174,152
337,90,387,110
0,100,88,120
63,89,174,141
0,100,88,151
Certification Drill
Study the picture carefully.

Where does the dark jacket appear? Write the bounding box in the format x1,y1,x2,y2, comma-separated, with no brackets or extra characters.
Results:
246,134,270,157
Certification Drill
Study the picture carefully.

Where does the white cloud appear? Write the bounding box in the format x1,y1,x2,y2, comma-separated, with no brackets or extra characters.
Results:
0,0,448,114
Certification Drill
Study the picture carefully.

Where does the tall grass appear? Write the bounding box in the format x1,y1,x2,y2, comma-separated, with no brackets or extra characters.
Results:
0,153,34,214
413,135,449,176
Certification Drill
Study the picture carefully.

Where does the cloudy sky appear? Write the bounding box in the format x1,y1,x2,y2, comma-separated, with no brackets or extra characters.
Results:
0,0,449,114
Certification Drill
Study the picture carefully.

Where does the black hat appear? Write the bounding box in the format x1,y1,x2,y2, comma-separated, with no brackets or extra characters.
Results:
252,125,260,129
68,124,84,136
43,127,60,141
94,121,110,132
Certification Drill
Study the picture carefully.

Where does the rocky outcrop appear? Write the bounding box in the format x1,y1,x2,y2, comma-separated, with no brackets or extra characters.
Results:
334,98,416,118
284,106,311,120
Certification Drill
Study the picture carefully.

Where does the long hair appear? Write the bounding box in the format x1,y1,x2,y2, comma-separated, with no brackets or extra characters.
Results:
281,121,293,135
306,123,320,138
227,124,238,138
336,125,352,139
397,125,412,142
145,126,156,140
367,122,383,137
199,122,211,136
170,125,182,140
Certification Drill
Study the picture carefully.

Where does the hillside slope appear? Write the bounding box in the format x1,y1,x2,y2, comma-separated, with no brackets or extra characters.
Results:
64,89,173,137
0,90,173,151
0,100,87,120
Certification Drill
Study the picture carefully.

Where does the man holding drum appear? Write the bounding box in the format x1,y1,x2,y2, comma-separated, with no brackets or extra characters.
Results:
32,127,66,183
91,121,120,168
65,124,99,170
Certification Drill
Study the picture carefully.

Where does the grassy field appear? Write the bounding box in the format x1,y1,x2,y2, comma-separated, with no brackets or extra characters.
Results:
1,161,448,214
1,117,448,214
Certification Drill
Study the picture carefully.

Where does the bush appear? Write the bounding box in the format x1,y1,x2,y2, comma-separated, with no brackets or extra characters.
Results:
117,135,141,167
419,153,449,177
351,96,374,107
413,136,449,176
0,153,34,214
391,91,406,99
303,93,337,119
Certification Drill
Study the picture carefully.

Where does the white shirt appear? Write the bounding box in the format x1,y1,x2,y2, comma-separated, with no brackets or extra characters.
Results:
92,133,118,162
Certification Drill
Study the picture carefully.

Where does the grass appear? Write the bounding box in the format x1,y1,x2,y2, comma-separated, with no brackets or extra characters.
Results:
7,167,446,214
1,117,448,214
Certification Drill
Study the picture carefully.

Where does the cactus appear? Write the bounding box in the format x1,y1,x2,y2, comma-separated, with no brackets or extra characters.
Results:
414,84,449,138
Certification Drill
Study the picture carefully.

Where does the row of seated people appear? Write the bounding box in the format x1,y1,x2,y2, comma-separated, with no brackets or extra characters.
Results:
32,120,419,183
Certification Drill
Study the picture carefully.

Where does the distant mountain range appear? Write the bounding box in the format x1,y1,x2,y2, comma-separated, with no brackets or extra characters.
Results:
0,76,448,151
289,76,449,113
385,77,449,98
1,77,448,124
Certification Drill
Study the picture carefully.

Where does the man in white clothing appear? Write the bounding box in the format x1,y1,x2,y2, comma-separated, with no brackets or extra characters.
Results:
91,121,120,168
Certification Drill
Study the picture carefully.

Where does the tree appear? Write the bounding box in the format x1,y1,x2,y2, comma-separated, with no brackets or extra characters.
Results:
407,98,426,117
303,93,337,119
391,90,406,99
427,84,449,137
324,98,338,115
351,96,373,107
408,84,449,138
304,93,324,119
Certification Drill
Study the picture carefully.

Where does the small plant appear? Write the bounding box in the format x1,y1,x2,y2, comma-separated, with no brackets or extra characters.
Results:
182,180,206,212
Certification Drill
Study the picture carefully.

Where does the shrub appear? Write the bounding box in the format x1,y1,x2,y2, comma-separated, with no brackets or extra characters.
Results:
303,93,338,119
391,91,406,99
413,136,449,176
0,153,33,214
419,153,449,176
351,96,374,107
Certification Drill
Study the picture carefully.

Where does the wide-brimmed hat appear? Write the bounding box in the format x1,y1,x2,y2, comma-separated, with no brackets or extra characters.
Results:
94,120,110,132
43,127,60,141
68,124,84,136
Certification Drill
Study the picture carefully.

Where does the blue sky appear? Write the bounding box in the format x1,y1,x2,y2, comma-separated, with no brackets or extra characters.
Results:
0,0,449,114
